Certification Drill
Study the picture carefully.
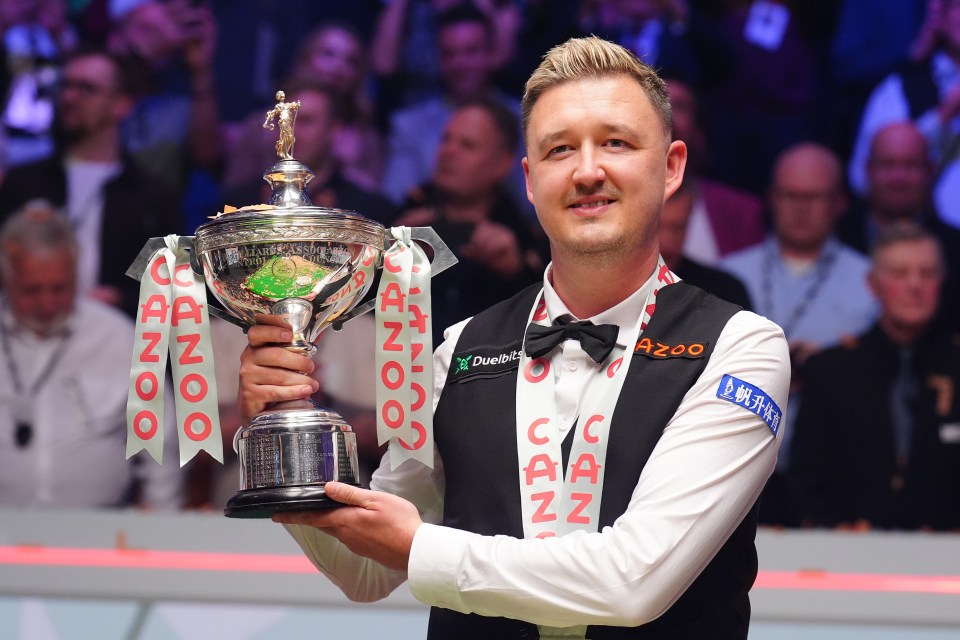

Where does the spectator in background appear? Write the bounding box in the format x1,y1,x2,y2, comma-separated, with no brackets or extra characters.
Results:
394,98,544,345
371,0,519,113
223,22,384,194
0,48,182,318
721,142,878,526
665,74,765,264
791,223,960,531
839,120,960,327
107,0,221,221
848,0,960,229
582,0,735,93
705,0,820,195
0,202,182,508
828,0,925,159
380,4,529,215
224,80,397,225
0,0,77,167
659,181,753,310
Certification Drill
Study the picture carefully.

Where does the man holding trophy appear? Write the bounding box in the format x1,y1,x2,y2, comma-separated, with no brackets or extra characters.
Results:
238,37,790,639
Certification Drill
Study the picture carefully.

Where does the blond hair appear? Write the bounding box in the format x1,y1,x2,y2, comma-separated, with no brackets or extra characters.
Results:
521,36,673,146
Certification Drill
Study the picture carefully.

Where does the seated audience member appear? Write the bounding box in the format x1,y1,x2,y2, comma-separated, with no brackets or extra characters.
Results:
107,0,222,200
0,47,182,318
721,142,879,526
848,0,960,228
659,181,752,310
665,74,765,264
223,22,384,193
371,0,519,110
0,202,181,508
791,223,960,531
0,0,77,167
394,98,544,345
380,4,528,215
224,80,397,225
839,120,960,327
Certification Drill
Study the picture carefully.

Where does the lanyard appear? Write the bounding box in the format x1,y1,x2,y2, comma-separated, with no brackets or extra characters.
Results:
0,308,70,447
761,240,837,337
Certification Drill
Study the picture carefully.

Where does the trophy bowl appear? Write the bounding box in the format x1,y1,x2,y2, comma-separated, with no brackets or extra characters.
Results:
193,196,386,518
127,95,455,519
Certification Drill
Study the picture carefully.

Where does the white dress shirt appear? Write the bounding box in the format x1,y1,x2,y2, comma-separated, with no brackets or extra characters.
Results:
0,297,182,508
284,266,790,627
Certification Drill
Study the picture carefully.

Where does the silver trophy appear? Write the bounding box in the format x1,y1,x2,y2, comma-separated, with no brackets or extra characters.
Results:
127,93,455,518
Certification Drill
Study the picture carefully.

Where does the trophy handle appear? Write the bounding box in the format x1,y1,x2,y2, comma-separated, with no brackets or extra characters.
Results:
331,225,458,331
126,236,249,330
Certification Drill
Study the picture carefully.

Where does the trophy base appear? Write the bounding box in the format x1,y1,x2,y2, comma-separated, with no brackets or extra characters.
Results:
224,483,360,519
226,406,361,519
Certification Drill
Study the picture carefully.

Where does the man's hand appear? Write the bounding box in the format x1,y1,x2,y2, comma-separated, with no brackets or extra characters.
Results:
272,482,422,571
238,321,320,424
461,220,523,278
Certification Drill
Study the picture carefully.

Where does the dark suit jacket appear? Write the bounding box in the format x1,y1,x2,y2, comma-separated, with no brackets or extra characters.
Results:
0,155,183,318
674,256,752,311
790,325,960,530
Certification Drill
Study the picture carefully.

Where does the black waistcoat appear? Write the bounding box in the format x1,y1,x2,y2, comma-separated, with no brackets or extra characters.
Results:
429,282,758,640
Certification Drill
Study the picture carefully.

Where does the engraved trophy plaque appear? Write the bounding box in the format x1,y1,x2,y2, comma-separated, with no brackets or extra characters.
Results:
127,91,455,518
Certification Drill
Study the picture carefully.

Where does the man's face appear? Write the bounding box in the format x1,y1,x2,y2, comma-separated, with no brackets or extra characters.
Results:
57,55,127,139
869,238,943,331
305,28,363,95
867,125,931,220
770,150,845,254
290,90,336,168
434,106,513,200
523,75,685,264
4,249,76,337
438,21,491,100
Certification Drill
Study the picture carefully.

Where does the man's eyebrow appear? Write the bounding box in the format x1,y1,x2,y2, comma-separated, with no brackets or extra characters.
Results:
536,130,569,151
535,124,645,150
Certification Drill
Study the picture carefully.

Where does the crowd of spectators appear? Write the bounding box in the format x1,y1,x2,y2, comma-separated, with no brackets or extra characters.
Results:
0,0,958,531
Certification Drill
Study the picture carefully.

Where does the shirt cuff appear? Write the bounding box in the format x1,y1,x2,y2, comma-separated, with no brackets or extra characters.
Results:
407,522,475,611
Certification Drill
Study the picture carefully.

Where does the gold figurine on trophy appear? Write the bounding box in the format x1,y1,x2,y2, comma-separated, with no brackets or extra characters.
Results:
263,90,300,160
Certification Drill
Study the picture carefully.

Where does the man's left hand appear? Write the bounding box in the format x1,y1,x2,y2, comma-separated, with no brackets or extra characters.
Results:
272,482,422,571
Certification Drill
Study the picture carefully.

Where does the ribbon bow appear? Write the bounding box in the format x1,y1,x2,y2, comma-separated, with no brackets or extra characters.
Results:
524,316,619,364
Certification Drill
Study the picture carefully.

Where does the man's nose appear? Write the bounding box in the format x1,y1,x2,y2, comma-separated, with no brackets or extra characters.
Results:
572,147,605,187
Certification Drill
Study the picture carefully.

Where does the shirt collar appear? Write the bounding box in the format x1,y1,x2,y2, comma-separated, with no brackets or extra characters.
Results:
540,261,660,347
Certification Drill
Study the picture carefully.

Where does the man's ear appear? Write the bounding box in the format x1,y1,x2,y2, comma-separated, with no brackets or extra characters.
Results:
522,156,534,207
663,140,687,203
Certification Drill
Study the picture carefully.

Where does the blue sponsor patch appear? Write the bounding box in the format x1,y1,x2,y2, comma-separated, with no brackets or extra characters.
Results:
716,374,782,436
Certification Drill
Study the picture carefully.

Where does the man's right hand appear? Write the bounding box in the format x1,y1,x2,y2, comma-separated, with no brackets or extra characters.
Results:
238,323,320,424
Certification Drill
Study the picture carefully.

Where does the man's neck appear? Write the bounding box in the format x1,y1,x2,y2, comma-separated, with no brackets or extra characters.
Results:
550,247,660,319
778,239,826,262
66,130,121,163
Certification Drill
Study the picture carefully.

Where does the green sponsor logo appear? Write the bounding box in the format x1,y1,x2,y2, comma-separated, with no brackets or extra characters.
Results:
455,355,471,373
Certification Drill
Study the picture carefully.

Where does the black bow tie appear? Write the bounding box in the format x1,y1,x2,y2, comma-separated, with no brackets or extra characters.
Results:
524,316,619,364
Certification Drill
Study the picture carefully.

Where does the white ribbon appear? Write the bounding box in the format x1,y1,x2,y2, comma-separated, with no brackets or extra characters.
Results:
126,235,223,466
513,258,677,638
374,227,434,468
